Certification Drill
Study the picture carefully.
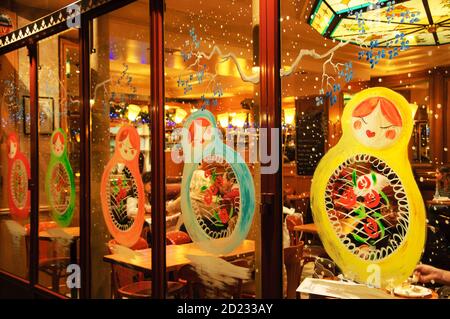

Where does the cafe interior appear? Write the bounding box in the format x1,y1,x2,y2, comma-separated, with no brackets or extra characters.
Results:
0,0,449,299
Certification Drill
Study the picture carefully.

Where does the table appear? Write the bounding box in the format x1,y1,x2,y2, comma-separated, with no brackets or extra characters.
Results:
39,227,80,298
426,199,450,206
103,239,255,273
293,223,318,234
298,277,439,299
286,193,310,201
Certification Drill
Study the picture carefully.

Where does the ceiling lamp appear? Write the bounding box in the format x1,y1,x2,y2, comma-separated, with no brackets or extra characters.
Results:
284,108,296,125
230,112,247,128
127,104,141,122
309,0,450,46
173,108,188,124
217,113,229,127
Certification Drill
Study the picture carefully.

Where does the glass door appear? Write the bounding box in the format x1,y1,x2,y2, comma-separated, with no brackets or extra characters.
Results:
89,0,152,299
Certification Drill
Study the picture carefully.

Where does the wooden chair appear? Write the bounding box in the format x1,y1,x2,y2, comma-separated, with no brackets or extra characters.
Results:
108,238,184,299
284,242,305,299
285,214,328,262
25,221,71,294
166,230,192,245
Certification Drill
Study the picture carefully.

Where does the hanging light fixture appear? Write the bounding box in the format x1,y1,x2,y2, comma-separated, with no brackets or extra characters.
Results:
173,108,188,124
231,112,247,128
127,104,141,122
284,108,296,125
217,113,229,127
309,0,450,46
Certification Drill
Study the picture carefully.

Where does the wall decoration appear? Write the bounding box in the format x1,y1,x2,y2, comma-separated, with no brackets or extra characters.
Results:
23,96,54,134
45,128,75,227
7,132,30,219
310,87,426,288
180,110,255,255
100,125,145,247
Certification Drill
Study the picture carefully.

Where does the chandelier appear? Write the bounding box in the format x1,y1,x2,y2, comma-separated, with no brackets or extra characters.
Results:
309,0,450,46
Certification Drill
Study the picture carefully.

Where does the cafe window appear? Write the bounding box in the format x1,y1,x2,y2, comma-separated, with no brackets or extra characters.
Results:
0,0,449,300
36,29,81,298
0,46,30,280
89,1,151,298
164,0,261,299
281,0,450,298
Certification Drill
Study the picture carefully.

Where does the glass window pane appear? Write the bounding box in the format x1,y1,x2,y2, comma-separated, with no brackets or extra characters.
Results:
90,0,151,299
0,46,30,279
37,29,81,298
281,0,450,298
164,0,261,299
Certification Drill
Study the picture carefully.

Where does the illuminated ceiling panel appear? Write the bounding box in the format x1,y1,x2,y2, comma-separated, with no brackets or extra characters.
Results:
309,0,450,46
310,0,336,34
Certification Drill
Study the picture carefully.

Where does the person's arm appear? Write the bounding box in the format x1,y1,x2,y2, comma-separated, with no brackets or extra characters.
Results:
166,196,181,215
414,264,450,285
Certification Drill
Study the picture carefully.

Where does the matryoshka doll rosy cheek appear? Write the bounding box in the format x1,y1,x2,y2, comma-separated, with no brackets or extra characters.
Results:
385,129,396,140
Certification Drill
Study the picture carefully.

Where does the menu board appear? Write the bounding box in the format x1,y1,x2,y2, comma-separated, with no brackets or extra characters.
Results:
296,103,326,176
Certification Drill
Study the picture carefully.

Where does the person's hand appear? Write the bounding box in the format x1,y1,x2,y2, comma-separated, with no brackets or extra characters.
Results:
414,264,443,284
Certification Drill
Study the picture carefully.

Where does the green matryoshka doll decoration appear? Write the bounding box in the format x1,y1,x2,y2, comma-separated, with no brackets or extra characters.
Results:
45,128,76,227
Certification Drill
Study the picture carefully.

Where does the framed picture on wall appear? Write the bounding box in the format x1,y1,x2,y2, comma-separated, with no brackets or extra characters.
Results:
23,96,54,135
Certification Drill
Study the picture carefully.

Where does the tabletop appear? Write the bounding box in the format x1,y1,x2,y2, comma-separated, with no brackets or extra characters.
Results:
298,277,439,299
293,223,318,234
426,198,450,206
39,227,80,239
103,239,255,273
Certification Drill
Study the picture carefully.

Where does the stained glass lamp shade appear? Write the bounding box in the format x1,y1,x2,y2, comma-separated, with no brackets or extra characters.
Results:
309,0,450,46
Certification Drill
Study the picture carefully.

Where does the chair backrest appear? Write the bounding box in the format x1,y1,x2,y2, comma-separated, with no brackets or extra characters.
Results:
283,242,304,299
166,230,192,245
24,221,59,261
177,264,205,299
285,214,303,246
108,237,148,296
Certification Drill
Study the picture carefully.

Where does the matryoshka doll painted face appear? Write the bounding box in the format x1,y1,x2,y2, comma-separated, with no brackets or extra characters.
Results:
351,97,403,149
117,128,139,162
7,135,18,159
52,132,65,157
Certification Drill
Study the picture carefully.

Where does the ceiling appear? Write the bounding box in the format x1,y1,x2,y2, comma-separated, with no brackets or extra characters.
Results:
9,0,450,103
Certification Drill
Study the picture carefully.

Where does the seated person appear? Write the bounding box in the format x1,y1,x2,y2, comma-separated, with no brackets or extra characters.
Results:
142,171,152,213
435,166,450,198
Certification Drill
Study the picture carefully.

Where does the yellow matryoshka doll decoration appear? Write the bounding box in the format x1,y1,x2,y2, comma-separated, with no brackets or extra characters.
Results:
310,87,426,288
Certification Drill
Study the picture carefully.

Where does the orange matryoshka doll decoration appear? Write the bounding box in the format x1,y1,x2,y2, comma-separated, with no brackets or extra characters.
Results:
7,132,31,219
100,125,145,247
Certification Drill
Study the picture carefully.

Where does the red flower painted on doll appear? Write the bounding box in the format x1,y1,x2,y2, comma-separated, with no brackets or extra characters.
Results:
115,188,128,203
204,170,211,178
337,188,357,209
357,175,371,190
215,175,223,187
218,208,229,224
204,189,213,205
364,189,380,208
210,184,218,195
223,188,239,201
364,217,380,239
